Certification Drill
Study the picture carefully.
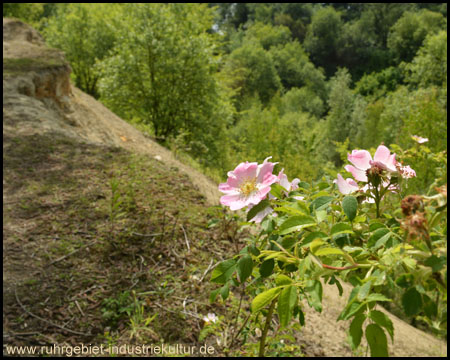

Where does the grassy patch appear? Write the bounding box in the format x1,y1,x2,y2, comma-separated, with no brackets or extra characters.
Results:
3,54,68,75
3,131,247,353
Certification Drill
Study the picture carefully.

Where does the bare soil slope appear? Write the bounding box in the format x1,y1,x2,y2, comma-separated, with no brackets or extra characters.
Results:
3,18,446,357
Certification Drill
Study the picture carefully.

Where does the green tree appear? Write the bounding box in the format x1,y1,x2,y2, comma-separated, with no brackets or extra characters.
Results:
3,3,44,26
44,3,118,98
269,40,326,99
99,4,230,168
325,68,366,164
229,101,326,181
222,40,281,109
244,22,291,50
304,6,343,77
388,10,446,63
355,67,404,100
280,87,325,119
403,30,447,88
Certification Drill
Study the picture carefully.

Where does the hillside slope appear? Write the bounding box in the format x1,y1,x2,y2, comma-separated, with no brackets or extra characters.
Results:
3,18,446,357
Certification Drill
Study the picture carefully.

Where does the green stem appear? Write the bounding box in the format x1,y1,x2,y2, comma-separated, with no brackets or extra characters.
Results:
374,185,381,218
259,298,277,357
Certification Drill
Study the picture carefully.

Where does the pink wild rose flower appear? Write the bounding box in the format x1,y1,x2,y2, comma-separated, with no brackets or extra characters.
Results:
335,144,415,195
219,157,278,211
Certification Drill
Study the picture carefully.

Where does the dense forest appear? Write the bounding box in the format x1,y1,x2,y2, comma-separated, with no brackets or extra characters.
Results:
4,3,447,193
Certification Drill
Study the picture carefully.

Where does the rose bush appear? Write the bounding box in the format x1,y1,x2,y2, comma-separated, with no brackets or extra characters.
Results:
210,143,447,357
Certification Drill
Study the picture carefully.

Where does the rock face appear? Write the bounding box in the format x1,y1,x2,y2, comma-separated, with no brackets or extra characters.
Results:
3,18,72,109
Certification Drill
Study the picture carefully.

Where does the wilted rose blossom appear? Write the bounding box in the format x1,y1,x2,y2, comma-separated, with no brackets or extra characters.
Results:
411,135,429,144
219,157,278,211
397,164,416,179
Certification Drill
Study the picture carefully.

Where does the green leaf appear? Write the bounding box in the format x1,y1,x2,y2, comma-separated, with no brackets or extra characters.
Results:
259,258,275,278
314,247,345,256
278,286,297,328
297,181,310,189
357,281,372,302
210,259,236,284
365,323,389,357
220,282,230,300
248,244,260,256
365,293,392,303
349,313,366,350
334,278,344,296
251,287,282,313
310,196,334,211
368,228,390,248
209,288,220,303
369,310,394,342
369,222,386,232
339,300,364,321
247,199,270,222
306,280,322,312
374,231,392,250
237,255,253,283
330,222,353,236
275,274,293,286
315,209,327,223
353,215,366,223
423,295,438,318
342,196,358,222
280,236,297,250
278,215,316,235
395,273,414,288
270,183,286,199
309,238,326,254
402,287,423,316
423,255,447,272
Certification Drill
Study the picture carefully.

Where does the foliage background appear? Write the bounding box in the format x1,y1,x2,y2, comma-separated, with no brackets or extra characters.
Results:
4,2,447,193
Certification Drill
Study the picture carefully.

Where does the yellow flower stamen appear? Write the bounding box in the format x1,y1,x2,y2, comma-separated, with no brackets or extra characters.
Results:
239,178,257,197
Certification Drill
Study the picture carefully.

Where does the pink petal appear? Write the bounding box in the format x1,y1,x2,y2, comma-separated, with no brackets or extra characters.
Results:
220,194,246,211
348,150,372,170
248,205,274,223
277,170,291,191
373,145,391,164
344,164,368,182
218,182,239,194
251,186,271,203
385,154,397,172
334,174,359,195
225,173,240,188
232,162,258,182
258,159,277,185
291,178,300,191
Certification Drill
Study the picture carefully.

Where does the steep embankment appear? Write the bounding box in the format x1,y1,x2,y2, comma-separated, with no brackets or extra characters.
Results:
3,18,446,357
3,18,220,206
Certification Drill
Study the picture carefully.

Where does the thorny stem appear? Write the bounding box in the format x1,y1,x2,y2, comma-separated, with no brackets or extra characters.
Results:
259,298,277,357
